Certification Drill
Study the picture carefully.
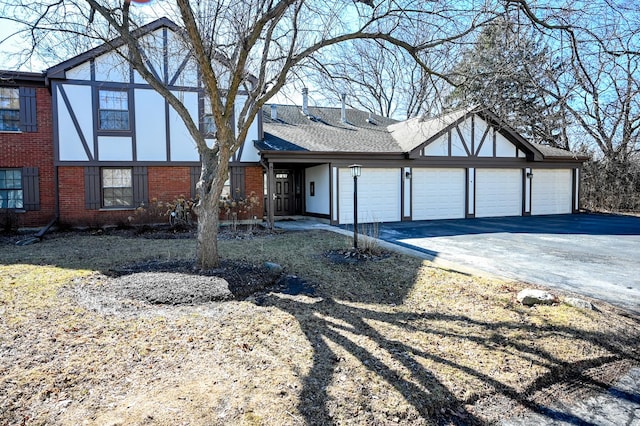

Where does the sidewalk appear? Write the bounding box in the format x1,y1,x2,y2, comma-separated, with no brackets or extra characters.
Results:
273,218,640,426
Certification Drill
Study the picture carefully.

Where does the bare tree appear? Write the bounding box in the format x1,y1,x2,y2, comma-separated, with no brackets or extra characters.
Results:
505,0,640,210
1,0,499,267
304,39,450,119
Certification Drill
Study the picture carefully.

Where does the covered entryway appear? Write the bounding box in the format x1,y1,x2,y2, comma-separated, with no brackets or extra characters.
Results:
476,169,522,218
531,169,572,215
338,167,401,224
274,170,293,215
412,168,465,220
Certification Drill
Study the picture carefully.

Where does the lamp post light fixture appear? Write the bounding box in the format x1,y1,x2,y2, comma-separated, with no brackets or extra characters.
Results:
349,164,362,249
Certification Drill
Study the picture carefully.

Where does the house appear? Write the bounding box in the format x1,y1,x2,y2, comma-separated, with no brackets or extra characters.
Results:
44,18,263,227
0,70,56,227
0,17,587,229
258,97,588,225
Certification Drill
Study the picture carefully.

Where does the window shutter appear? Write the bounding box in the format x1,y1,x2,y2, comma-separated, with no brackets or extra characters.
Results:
133,166,148,207
190,166,201,199
22,167,40,210
19,87,37,132
84,166,101,209
231,167,245,199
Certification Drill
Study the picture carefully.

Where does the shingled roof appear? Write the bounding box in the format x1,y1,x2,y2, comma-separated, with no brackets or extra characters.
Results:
258,104,400,152
258,104,586,161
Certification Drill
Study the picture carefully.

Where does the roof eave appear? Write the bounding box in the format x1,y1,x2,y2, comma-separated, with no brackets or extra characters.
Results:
45,17,181,79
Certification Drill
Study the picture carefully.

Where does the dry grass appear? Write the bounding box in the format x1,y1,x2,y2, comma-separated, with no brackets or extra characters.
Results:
1,229,639,425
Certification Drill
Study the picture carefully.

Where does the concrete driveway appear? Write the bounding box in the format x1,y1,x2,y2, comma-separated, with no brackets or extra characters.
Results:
378,214,640,314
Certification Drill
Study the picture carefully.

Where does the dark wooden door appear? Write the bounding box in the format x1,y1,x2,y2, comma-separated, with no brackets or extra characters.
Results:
275,170,293,215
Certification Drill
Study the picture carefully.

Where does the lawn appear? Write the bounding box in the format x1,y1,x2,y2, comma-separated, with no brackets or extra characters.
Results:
1,229,639,425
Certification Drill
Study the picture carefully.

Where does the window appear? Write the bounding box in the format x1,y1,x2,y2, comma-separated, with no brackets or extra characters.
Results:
203,97,216,135
102,168,133,207
0,169,23,209
0,88,20,131
98,90,129,131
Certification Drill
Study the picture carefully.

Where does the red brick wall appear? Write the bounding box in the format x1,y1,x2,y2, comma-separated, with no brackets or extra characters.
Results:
219,166,264,221
58,166,137,227
148,166,191,202
57,165,265,227
0,87,55,227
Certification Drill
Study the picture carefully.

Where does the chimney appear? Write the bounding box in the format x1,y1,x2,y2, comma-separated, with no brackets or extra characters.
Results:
302,87,309,116
270,104,277,121
340,93,347,123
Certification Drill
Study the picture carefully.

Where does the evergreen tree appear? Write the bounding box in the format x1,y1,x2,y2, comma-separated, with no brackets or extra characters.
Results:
447,16,569,148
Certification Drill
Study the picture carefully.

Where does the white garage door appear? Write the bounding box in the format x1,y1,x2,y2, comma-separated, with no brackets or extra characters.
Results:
412,168,465,220
338,168,400,224
476,169,522,218
532,169,572,215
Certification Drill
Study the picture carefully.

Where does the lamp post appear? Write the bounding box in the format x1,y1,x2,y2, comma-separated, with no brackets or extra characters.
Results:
349,164,361,250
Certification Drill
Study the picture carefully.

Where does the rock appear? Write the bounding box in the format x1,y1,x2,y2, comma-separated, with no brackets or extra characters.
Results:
564,297,594,310
517,288,558,306
263,261,284,274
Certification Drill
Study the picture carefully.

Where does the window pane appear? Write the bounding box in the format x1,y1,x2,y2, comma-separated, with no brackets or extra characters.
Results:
98,90,129,130
99,90,128,109
102,168,133,207
0,88,19,109
99,110,129,131
0,88,20,131
0,169,22,190
0,190,23,209
204,114,216,134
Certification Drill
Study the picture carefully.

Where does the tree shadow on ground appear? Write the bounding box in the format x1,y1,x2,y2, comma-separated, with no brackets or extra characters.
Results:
256,270,640,425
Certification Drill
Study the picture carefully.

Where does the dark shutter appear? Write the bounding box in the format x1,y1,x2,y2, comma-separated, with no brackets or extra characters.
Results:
231,167,245,199
190,166,201,199
84,166,101,209
19,87,37,132
22,167,40,210
133,166,148,207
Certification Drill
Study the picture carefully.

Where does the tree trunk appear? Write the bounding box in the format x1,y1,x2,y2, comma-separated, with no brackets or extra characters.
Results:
196,189,220,269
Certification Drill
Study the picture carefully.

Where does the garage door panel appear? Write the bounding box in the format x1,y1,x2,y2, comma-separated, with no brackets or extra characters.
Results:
339,168,400,224
412,168,465,220
476,169,522,218
532,169,572,215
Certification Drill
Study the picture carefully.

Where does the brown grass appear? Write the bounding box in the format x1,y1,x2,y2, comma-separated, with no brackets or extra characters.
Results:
1,229,639,425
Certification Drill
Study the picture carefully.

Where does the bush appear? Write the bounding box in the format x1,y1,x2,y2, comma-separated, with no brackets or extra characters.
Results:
219,191,261,231
581,156,640,212
0,209,19,234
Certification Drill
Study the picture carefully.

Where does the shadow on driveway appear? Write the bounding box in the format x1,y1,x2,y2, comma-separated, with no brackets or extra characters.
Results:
377,214,640,315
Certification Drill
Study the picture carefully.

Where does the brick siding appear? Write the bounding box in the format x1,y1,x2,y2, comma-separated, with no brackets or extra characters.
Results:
0,87,55,227
57,164,265,227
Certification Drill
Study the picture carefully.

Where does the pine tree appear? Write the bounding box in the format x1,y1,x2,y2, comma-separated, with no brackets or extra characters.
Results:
447,16,569,148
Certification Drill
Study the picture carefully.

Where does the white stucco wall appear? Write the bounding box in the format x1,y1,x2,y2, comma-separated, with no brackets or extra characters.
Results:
305,164,330,215
135,89,167,161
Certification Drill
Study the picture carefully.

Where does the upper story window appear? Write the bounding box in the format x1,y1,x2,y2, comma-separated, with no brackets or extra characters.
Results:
0,169,23,209
0,88,20,132
203,97,216,136
98,90,129,131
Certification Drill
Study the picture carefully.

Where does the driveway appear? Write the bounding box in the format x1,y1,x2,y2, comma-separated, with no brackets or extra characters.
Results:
378,214,640,315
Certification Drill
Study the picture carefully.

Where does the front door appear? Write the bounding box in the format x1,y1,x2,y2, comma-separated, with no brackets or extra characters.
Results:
275,170,293,215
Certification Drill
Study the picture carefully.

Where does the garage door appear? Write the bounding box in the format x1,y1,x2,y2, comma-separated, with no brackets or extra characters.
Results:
531,169,572,215
412,168,465,220
338,168,400,224
476,169,522,217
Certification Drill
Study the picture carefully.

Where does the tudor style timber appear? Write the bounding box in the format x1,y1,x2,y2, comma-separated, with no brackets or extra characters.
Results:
0,17,586,229
258,102,587,225
45,18,262,226
0,71,55,227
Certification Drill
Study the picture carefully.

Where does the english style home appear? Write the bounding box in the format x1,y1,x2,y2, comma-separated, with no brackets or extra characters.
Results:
0,18,586,229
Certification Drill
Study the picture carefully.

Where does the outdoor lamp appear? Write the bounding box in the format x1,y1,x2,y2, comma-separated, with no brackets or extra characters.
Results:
349,164,361,249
